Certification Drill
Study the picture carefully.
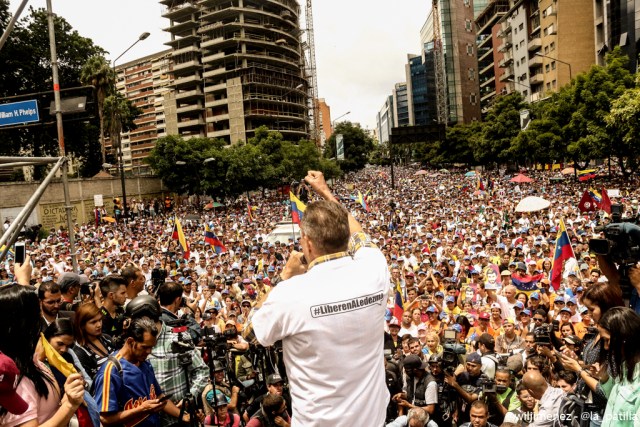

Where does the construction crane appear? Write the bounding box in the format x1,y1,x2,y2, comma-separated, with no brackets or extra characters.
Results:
432,0,448,126
302,0,321,147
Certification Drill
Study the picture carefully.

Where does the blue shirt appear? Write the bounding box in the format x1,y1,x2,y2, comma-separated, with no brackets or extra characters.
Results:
93,354,163,427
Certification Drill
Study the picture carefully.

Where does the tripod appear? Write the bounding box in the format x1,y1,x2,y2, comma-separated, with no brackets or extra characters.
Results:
176,352,200,427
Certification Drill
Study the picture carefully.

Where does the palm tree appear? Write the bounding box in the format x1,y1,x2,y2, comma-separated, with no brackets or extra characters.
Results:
80,55,114,165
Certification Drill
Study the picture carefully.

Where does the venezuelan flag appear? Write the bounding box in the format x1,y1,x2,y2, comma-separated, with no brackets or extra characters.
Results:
247,202,254,223
356,190,369,212
289,192,306,224
588,188,602,204
550,218,573,290
578,169,597,181
204,224,227,254
393,284,404,323
171,217,190,259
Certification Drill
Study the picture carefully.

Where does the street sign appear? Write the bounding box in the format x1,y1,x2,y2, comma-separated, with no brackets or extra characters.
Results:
0,100,39,127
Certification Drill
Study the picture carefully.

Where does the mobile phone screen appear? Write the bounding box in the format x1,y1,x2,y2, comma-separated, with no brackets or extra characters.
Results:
15,243,25,264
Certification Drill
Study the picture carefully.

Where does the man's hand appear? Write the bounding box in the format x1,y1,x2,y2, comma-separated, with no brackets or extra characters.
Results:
444,372,458,387
14,254,32,286
396,399,412,408
304,170,334,201
139,398,167,414
281,251,307,280
274,415,290,427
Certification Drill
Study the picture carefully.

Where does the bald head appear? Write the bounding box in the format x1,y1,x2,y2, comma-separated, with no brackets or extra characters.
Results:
522,370,547,399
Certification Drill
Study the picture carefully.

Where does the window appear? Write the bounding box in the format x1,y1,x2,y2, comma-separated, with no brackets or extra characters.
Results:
550,41,556,51
519,23,524,31
465,19,473,31
464,0,471,6
468,68,475,80
546,82,551,90
552,80,557,88
467,44,474,55
514,28,518,35
551,61,556,70
470,93,477,105
544,46,549,54
545,64,550,72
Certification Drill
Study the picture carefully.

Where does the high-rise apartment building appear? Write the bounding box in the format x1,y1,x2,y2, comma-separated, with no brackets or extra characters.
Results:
376,95,394,144
160,0,309,144
496,0,595,102
316,98,331,145
393,82,410,127
113,50,175,172
594,0,639,70
476,0,509,112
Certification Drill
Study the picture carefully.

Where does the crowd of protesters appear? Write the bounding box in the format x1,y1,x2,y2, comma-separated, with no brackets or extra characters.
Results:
1,165,640,427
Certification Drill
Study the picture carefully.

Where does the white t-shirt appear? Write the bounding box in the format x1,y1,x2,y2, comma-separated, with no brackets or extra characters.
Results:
253,236,389,427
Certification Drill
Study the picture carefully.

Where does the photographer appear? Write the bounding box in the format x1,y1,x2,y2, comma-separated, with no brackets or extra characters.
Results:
202,361,240,417
392,355,437,416
486,367,520,425
444,353,484,424
246,394,291,427
159,281,202,343
426,354,457,427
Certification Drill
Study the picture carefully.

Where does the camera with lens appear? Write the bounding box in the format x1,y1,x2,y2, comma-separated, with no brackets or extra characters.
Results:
151,267,167,291
441,329,466,374
589,203,640,300
480,374,497,394
202,326,237,354
533,324,552,346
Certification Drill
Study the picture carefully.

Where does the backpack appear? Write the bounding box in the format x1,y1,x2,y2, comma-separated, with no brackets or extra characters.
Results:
557,392,588,427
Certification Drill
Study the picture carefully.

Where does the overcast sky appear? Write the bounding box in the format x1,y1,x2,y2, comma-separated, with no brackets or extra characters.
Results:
9,0,429,131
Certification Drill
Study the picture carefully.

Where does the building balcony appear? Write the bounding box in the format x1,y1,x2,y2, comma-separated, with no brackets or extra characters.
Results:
206,113,230,123
499,67,514,82
203,67,227,79
528,37,542,51
176,104,201,114
200,36,225,50
528,55,543,68
202,52,225,63
173,59,200,73
207,129,231,138
530,73,544,84
204,82,227,93
175,88,203,101
174,73,200,88
171,45,199,56
499,54,513,68
177,118,205,129
163,19,198,34
162,2,198,20
205,98,228,108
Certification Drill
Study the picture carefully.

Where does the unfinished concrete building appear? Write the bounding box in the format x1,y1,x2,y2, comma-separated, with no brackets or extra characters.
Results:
161,0,309,143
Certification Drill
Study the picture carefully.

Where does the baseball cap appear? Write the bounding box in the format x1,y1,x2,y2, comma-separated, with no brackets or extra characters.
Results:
426,306,437,313
564,335,581,346
530,292,540,300
445,296,455,303
389,318,400,327
478,312,490,320
403,355,427,370
435,291,444,298
490,302,501,311
514,301,524,309
559,307,572,314
0,352,28,415
466,352,482,364
520,309,532,317
267,373,284,385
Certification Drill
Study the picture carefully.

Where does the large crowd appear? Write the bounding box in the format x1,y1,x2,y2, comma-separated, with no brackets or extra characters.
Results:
1,165,640,427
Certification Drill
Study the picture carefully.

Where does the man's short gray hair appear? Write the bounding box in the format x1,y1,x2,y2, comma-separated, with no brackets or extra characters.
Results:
407,407,429,426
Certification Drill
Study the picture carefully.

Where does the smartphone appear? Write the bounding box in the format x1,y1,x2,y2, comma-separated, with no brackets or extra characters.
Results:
158,394,173,403
14,242,25,264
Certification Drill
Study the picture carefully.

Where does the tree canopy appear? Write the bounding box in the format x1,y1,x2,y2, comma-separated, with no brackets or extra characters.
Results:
323,121,375,172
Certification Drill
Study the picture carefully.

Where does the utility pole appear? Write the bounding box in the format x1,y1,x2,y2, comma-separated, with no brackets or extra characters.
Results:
47,0,77,271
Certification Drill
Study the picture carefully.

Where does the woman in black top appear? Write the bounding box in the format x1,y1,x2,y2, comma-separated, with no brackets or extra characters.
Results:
72,302,115,380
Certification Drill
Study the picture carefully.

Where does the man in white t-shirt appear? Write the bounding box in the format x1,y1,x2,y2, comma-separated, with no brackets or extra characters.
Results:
251,171,389,427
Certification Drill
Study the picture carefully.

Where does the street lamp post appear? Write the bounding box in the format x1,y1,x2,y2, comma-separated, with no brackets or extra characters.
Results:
111,32,150,222
535,52,572,81
331,111,351,135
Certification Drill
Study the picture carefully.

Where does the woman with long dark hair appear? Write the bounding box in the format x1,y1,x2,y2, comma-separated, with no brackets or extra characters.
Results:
559,282,623,427
0,285,84,426
597,307,640,427
72,302,115,379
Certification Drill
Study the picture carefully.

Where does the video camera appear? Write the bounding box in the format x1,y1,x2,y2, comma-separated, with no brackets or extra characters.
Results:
203,326,238,355
480,374,497,395
151,268,167,292
589,203,640,300
533,323,553,346
441,329,466,375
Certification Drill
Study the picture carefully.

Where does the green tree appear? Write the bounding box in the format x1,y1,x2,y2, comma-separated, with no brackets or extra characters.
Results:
437,121,482,165
605,74,640,177
0,5,106,176
472,92,525,166
323,122,374,172
81,55,115,165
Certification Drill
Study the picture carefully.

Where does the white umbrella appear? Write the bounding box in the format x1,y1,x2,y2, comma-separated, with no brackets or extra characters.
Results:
515,196,551,212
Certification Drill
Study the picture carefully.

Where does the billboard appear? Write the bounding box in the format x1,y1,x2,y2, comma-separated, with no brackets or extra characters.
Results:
336,134,344,160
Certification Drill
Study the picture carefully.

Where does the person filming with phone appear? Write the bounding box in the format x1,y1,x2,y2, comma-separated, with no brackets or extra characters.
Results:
251,170,390,426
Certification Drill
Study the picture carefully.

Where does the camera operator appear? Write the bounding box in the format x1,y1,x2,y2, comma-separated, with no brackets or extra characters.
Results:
485,367,520,426
391,355,438,416
444,353,484,424
149,289,209,427
158,281,202,343
426,354,457,427
477,333,499,380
